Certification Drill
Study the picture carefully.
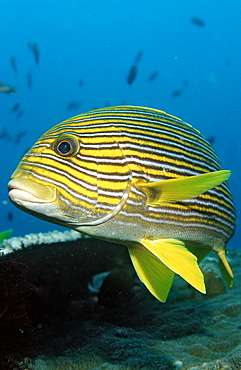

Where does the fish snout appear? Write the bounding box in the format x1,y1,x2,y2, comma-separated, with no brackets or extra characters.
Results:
8,178,56,204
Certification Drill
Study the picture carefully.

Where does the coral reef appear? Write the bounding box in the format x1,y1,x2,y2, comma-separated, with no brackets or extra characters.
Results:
0,257,35,369
0,230,82,255
0,232,240,369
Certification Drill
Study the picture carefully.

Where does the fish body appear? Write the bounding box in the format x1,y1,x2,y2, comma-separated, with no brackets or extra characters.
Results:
127,65,138,85
148,71,159,83
0,81,16,95
28,42,39,65
191,17,206,27
10,103,20,112
134,50,143,65
8,106,236,302
172,89,184,98
10,56,18,73
67,101,81,111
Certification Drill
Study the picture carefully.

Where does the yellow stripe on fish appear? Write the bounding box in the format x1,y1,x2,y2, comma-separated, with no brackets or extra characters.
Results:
8,106,236,302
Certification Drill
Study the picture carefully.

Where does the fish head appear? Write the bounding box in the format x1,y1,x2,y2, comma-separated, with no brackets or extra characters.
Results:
8,115,132,231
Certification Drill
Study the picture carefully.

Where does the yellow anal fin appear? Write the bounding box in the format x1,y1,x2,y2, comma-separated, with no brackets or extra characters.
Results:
141,238,206,295
218,250,234,287
136,170,231,206
128,244,175,302
186,245,210,263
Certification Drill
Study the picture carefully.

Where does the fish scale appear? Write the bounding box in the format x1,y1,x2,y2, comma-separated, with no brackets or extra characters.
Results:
8,105,236,302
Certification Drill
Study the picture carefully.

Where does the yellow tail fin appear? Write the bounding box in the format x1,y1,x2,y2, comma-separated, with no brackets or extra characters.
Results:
218,250,234,287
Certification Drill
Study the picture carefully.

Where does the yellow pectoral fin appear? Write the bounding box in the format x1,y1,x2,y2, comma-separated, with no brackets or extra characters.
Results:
128,244,175,302
141,238,206,294
136,170,231,206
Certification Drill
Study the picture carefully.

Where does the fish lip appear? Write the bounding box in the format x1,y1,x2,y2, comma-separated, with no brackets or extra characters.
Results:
8,178,56,204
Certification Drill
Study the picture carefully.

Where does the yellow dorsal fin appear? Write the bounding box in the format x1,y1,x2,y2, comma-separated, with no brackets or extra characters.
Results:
218,250,234,287
128,244,175,302
136,170,231,206
140,238,206,294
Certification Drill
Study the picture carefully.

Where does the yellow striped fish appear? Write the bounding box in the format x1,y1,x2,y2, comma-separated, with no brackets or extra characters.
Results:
8,106,236,302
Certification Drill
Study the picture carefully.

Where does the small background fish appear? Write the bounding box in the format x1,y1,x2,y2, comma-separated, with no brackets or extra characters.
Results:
0,81,16,94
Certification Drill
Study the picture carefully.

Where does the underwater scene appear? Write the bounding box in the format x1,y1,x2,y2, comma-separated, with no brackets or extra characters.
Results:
0,0,241,369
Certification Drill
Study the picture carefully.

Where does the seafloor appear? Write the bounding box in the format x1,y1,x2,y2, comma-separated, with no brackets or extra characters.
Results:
1,231,241,370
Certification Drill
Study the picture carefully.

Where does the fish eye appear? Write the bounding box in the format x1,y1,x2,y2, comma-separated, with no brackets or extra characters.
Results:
53,135,79,157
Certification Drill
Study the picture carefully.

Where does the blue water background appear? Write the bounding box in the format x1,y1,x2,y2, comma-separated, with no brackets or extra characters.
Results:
0,0,240,248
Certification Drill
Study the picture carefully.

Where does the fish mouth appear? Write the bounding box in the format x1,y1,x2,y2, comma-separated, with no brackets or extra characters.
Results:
8,178,56,204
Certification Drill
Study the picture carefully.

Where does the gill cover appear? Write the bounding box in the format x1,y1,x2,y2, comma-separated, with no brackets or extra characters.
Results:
9,133,133,227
